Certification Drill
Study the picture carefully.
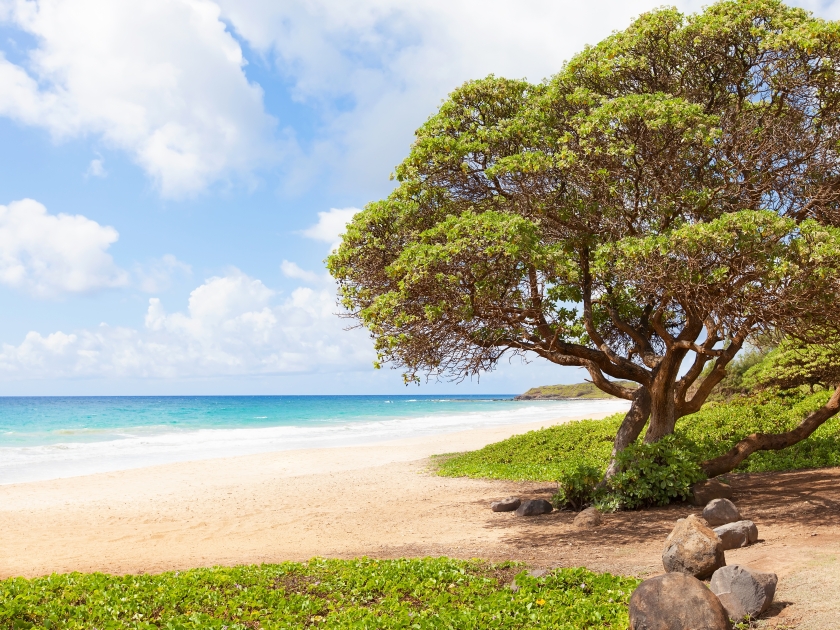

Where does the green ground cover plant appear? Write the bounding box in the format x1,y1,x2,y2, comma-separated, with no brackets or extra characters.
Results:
0,558,639,629
436,389,838,508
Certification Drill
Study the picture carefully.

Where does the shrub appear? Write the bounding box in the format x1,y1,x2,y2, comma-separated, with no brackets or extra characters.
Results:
552,460,601,510
601,436,705,509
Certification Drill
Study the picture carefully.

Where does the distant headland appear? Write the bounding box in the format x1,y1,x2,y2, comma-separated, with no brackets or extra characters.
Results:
515,381,639,400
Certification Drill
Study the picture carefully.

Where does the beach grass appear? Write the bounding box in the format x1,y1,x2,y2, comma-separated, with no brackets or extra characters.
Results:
435,389,840,482
0,558,638,629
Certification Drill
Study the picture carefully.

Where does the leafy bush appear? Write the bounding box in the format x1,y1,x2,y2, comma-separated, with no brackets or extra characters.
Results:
0,558,639,629
553,460,601,510
437,390,838,502
602,436,705,509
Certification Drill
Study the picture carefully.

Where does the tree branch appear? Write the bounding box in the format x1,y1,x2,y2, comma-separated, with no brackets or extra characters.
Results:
701,385,840,478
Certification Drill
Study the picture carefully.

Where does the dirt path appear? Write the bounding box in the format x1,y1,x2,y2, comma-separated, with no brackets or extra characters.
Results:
1,431,837,627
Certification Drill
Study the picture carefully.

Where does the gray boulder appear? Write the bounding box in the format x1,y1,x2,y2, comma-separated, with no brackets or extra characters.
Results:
703,498,742,527
515,499,553,516
491,497,521,512
690,479,733,506
710,565,777,621
629,572,731,630
573,506,602,528
714,520,758,550
662,514,726,579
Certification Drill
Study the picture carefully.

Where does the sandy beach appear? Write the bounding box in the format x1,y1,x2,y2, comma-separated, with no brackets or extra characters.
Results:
3,410,840,628
0,412,609,578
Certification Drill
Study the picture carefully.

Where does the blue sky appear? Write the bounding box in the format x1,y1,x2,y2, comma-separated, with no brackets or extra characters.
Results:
0,0,837,395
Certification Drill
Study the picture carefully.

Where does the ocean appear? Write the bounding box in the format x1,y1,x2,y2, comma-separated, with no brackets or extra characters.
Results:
0,395,630,484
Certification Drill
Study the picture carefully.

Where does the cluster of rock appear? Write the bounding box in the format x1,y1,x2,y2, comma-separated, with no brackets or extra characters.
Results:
630,482,777,629
492,481,778,628
490,496,553,516
490,497,603,528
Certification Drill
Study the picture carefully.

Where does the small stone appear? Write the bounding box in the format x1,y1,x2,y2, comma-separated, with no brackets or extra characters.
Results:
690,479,733,506
710,565,777,620
629,572,731,630
573,506,602,528
514,499,553,516
714,520,758,550
491,497,521,512
662,514,726,579
703,498,742,527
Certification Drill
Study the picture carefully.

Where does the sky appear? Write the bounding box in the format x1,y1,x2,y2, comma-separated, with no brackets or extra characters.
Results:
0,0,837,396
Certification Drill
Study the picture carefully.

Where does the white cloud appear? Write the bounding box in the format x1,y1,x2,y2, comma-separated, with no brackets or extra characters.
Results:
0,198,128,297
0,0,276,197
85,158,106,178
301,207,359,251
0,268,373,378
215,0,709,193
134,254,192,293
215,0,840,194
280,260,324,284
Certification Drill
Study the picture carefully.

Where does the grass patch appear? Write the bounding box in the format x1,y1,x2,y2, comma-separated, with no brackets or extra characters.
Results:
0,558,638,629
436,389,839,482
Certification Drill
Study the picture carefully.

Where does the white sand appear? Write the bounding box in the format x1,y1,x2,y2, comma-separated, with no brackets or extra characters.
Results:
0,412,611,578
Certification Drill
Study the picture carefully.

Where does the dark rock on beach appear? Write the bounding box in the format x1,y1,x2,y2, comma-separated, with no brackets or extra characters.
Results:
629,572,731,630
491,497,522,512
573,506,602,528
662,514,726,579
515,499,553,516
690,479,734,506
714,520,758,550
703,498,742,527
710,565,777,621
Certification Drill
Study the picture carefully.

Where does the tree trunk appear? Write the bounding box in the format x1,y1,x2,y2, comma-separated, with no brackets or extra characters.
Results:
643,377,677,443
701,385,840,477
603,387,652,480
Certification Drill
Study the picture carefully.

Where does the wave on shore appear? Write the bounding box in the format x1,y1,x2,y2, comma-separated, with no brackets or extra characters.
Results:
0,396,630,484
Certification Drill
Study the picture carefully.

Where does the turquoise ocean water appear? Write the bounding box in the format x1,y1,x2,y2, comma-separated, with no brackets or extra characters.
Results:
0,395,630,484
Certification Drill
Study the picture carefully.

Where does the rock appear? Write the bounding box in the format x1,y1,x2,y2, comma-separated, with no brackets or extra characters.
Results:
629,572,732,630
515,499,553,516
710,565,777,620
662,514,726,579
703,498,742,527
690,479,733,506
491,497,522,512
714,520,758,550
573,507,602,528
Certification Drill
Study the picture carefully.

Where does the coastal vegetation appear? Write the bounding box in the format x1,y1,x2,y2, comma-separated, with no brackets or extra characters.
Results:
328,0,840,480
436,387,838,509
0,559,638,629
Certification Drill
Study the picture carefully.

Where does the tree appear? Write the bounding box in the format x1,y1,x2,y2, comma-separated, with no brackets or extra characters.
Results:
743,337,840,392
329,0,840,477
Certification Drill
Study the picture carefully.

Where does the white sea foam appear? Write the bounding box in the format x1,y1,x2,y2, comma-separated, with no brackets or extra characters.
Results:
0,399,630,484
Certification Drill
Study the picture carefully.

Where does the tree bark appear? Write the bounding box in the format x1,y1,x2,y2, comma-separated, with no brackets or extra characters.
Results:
701,385,840,478
643,366,680,443
603,387,652,480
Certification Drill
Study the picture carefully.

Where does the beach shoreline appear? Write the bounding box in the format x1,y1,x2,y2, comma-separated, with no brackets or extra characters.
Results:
0,397,631,485
0,410,617,578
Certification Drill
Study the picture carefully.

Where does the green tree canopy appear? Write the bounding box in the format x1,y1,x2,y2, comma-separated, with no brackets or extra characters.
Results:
329,0,840,476
744,337,840,391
